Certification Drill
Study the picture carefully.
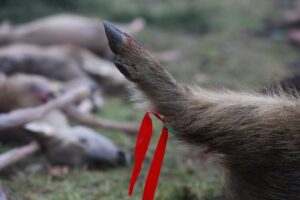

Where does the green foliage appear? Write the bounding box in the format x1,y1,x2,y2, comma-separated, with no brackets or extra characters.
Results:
0,0,210,33
0,0,280,33
0,0,97,23
95,3,211,34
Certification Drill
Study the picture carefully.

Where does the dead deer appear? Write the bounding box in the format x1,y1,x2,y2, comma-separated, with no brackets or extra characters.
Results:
104,22,300,200
0,73,130,167
0,44,103,111
0,14,145,59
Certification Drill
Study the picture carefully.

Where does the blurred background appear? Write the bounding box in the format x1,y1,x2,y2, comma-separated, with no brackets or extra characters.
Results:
0,0,300,199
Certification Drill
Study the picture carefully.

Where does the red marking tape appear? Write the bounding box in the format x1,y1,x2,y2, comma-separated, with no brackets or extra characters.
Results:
128,112,169,200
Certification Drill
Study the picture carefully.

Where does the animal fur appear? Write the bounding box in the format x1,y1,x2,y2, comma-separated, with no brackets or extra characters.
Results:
25,111,129,167
0,73,60,113
0,73,61,143
0,44,104,111
0,14,145,59
0,73,129,166
0,44,93,86
104,23,300,200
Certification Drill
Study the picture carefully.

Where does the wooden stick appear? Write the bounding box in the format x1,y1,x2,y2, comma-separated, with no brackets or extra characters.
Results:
0,142,40,171
0,86,91,130
64,106,139,136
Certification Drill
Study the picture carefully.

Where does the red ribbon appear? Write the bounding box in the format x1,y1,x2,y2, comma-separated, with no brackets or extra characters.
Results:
128,112,168,200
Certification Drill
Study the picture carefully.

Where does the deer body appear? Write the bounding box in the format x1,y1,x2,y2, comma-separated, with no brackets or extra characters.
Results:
104,23,300,200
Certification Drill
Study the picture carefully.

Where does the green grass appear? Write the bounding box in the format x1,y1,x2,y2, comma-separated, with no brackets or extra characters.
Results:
137,27,296,88
1,0,299,199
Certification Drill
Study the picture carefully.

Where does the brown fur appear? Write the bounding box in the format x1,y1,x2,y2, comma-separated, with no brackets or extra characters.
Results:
104,23,300,200
0,74,129,166
0,73,60,112
0,43,127,91
0,44,103,110
0,73,61,144
0,14,145,59
0,44,92,85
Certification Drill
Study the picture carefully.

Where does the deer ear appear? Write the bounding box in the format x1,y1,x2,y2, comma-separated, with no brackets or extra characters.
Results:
24,122,55,137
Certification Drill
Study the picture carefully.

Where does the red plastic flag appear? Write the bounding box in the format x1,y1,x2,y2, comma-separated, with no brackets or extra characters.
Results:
128,112,169,200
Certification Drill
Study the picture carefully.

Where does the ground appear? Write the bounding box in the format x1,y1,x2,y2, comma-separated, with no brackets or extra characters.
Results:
1,0,299,199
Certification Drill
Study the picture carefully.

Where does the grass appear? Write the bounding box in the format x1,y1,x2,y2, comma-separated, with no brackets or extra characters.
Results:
1,0,299,199
1,99,222,200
